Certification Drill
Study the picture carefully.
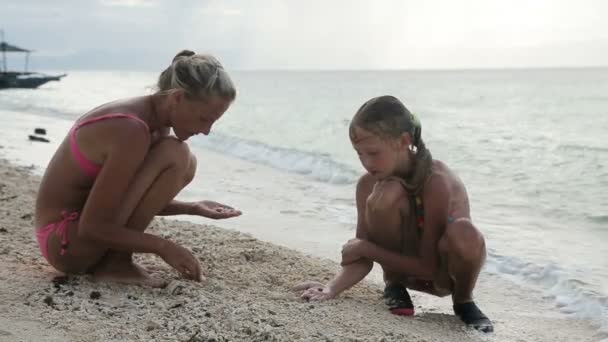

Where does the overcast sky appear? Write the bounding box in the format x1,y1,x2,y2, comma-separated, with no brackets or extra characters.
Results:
1,0,607,71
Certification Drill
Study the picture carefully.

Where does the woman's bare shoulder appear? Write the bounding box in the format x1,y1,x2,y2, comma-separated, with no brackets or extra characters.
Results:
78,96,148,121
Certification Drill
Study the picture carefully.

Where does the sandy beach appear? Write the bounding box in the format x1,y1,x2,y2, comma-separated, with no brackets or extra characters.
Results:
0,156,600,342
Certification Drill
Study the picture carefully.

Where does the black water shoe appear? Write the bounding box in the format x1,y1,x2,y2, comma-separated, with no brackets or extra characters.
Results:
453,301,494,333
383,283,414,316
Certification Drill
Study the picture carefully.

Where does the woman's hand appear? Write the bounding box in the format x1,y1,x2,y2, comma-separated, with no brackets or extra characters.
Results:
159,241,203,281
293,281,336,301
189,200,242,219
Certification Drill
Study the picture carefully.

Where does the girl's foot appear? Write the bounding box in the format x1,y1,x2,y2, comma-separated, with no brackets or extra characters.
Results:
453,301,493,333
383,283,414,316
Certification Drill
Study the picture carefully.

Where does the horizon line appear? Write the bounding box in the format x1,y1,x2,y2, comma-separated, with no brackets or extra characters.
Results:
32,65,608,73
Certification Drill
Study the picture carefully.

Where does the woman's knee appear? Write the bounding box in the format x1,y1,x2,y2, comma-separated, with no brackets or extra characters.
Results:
439,219,486,263
184,152,197,185
152,137,193,178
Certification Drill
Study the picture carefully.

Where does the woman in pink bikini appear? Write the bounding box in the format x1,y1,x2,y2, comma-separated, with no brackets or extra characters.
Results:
34,50,241,287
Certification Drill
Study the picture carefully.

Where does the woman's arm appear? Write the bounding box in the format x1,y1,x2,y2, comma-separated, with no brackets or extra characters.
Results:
75,121,201,280
77,121,163,254
158,200,242,219
157,200,195,216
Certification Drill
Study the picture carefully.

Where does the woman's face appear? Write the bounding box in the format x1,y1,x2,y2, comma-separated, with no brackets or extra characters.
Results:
171,93,231,141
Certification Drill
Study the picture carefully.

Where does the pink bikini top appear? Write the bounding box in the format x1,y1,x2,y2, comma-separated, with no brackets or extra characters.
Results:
69,113,150,178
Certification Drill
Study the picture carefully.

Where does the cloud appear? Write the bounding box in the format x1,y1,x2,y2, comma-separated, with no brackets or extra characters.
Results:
2,0,608,70
199,4,243,16
99,0,158,8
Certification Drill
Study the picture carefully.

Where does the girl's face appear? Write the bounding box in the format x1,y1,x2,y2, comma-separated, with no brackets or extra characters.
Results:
171,91,231,141
351,125,411,179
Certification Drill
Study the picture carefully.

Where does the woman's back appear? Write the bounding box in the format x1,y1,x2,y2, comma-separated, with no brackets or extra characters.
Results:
35,132,95,229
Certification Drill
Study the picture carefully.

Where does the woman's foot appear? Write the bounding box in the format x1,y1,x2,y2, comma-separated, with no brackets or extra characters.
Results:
453,301,493,333
383,283,415,316
91,255,167,288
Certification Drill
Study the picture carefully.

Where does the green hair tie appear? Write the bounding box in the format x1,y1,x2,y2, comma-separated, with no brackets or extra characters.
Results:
410,112,422,144
410,112,421,129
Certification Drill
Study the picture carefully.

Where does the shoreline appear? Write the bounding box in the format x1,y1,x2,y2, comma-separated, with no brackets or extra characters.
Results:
0,157,601,342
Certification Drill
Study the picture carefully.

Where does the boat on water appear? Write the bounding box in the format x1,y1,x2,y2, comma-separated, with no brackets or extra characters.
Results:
0,31,67,89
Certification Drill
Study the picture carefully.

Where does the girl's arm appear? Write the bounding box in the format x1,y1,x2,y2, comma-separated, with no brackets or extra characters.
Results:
328,174,377,294
356,174,450,280
326,259,373,296
297,174,376,300
298,260,373,300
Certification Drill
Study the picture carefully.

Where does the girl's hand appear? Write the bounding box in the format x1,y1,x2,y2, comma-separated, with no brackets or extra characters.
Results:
159,241,203,282
190,200,242,219
293,281,336,301
341,238,365,265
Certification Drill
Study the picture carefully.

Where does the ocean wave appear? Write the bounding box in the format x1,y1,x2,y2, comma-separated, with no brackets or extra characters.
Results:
193,133,360,185
0,98,79,120
588,215,608,224
486,251,608,335
558,144,608,153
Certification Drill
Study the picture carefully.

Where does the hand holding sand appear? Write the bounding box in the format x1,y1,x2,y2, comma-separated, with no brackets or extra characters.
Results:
159,241,203,282
293,281,336,301
190,200,242,219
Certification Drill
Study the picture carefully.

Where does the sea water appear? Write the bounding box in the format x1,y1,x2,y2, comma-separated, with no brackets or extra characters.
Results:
0,68,606,336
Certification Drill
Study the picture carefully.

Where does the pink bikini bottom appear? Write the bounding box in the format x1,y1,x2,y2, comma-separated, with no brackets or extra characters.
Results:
35,211,79,262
